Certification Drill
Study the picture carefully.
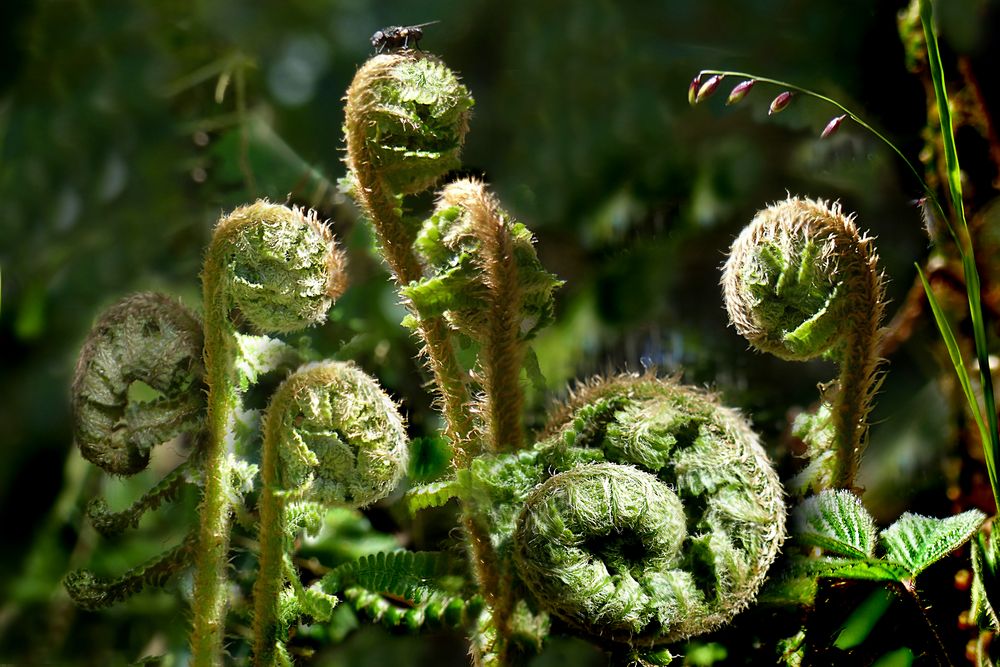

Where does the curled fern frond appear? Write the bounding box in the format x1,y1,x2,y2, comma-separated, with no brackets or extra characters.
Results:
64,532,196,610
72,292,204,476
469,375,785,646
722,197,882,361
265,361,409,508
341,51,475,463
345,52,473,197
514,463,689,638
194,201,347,664
722,196,885,491
206,200,346,334
406,178,561,344
252,362,408,665
404,179,562,454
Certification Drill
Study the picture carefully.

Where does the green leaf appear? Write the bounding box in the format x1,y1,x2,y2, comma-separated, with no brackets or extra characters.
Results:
920,0,1000,513
791,556,908,583
793,490,877,558
319,551,455,603
918,268,997,501
757,576,819,607
405,479,462,514
880,510,985,576
971,528,1000,631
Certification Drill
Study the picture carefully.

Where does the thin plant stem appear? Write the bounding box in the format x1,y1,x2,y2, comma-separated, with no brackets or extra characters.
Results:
895,580,955,667
251,399,287,666
699,69,952,237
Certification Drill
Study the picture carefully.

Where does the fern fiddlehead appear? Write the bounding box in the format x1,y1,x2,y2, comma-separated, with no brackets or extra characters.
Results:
722,196,885,492
343,50,476,460
193,201,345,665
406,178,561,454
464,375,786,652
343,52,517,659
252,360,408,666
65,292,205,608
72,292,204,476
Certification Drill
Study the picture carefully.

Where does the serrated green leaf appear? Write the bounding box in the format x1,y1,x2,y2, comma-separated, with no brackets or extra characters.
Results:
793,490,877,558
881,510,985,576
791,556,908,583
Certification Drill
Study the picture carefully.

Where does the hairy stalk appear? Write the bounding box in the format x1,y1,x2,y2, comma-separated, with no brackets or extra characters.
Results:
462,184,525,453
830,247,884,489
723,197,885,492
344,53,475,462
190,231,242,665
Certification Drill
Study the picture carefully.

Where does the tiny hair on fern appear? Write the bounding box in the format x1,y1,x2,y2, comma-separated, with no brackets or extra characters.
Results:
343,49,476,462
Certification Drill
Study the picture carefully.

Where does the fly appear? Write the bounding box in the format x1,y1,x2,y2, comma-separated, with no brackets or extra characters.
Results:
370,21,438,54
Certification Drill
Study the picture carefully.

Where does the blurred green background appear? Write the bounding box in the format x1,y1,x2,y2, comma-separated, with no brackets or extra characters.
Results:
1,0,997,664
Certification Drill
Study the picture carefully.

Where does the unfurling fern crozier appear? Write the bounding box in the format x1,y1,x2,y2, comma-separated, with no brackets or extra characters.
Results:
252,361,408,666
723,197,884,492
467,375,786,647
